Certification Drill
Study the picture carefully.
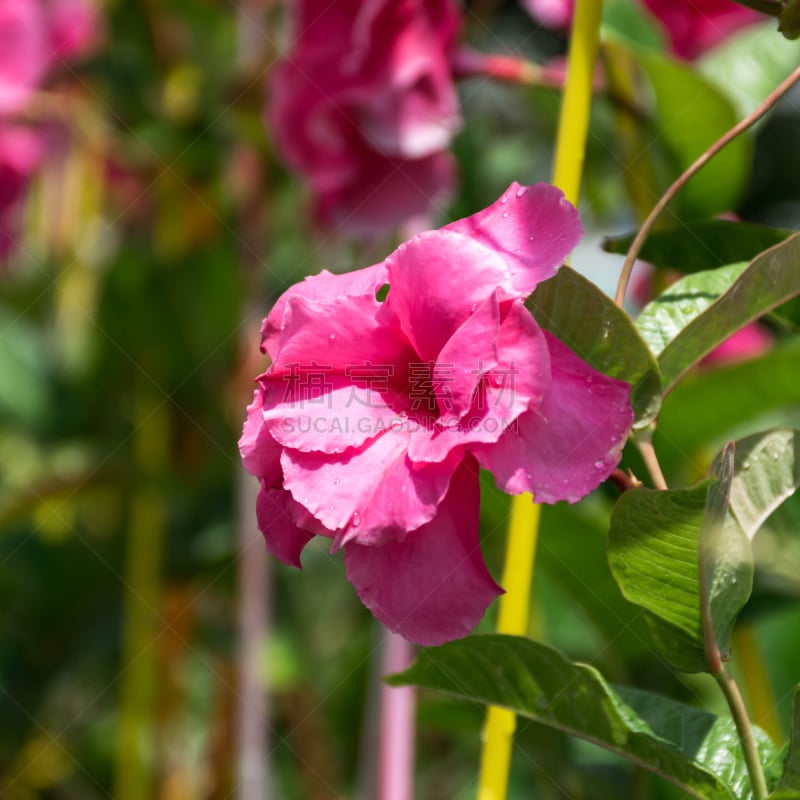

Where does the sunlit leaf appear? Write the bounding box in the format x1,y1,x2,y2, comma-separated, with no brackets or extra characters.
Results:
390,635,778,799
639,235,800,392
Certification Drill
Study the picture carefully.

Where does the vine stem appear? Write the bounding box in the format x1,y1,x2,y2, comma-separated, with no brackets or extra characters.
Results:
614,63,800,309
476,0,604,797
633,427,668,491
714,669,770,800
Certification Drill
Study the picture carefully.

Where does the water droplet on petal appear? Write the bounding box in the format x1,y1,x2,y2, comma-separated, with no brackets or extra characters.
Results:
528,235,535,241
328,333,336,342
351,511,361,527
502,211,509,219
585,375,594,384
333,478,340,485
499,195,508,205
516,186,527,197
470,302,477,313
594,460,605,470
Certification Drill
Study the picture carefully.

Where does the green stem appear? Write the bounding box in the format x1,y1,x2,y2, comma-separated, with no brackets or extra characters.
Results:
714,669,770,800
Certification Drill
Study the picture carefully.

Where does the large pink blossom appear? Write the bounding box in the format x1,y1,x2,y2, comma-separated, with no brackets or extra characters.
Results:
523,0,762,59
267,0,462,236
240,183,633,645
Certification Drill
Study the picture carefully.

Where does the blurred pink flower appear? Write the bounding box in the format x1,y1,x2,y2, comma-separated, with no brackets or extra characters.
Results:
267,0,462,236
0,0,97,260
522,0,762,59
522,0,574,30
240,183,633,644
0,0,97,115
701,322,773,366
641,0,762,60
0,124,43,256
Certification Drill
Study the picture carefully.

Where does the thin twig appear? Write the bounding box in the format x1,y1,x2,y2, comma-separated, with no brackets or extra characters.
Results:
714,669,770,800
615,64,800,309
633,427,668,490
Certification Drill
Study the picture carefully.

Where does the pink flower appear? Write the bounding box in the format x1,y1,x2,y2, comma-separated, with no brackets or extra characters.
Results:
267,0,462,236
0,0,97,115
0,124,44,257
522,0,762,59
641,0,762,60
240,183,634,645
701,323,773,367
522,0,574,30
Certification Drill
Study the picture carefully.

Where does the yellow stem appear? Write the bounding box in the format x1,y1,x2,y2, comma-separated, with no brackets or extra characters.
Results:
477,4,603,797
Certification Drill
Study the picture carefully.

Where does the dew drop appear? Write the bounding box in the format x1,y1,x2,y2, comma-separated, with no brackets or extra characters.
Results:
516,186,527,197
771,449,780,461
333,478,340,485
528,235,535,241
499,195,508,205
743,461,750,470
329,333,336,342
470,302,477,312
585,375,594,384
351,511,361,527
502,211,509,219
594,460,605,470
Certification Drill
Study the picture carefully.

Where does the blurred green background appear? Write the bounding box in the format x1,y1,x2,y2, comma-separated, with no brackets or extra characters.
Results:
1,1,799,798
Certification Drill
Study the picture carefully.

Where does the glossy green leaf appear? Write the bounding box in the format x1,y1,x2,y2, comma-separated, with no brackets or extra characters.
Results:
771,687,800,797
604,221,793,273
637,263,747,357
608,483,709,672
529,266,662,425
644,234,800,392
637,51,751,219
724,430,800,541
703,445,753,668
390,635,777,800
607,457,753,675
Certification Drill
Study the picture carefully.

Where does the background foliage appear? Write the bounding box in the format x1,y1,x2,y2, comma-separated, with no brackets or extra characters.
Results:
1,1,799,798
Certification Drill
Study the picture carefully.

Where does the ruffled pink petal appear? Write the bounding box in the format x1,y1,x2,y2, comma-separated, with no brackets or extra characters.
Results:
238,386,282,487
474,332,633,504
385,230,512,361
271,292,415,377
260,264,388,358
444,182,582,297
256,484,317,567
407,295,551,463
281,427,461,546
343,458,501,645
0,0,46,115
262,375,406,455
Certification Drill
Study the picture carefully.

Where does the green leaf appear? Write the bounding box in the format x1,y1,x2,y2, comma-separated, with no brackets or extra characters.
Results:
771,687,800,797
645,234,800,392
655,343,800,479
608,483,710,672
637,263,747,357
528,266,662,425
725,430,800,541
389,635,777,800
603,221,793,273
607,451,754,675
636,51,751,219
702,445,754,670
